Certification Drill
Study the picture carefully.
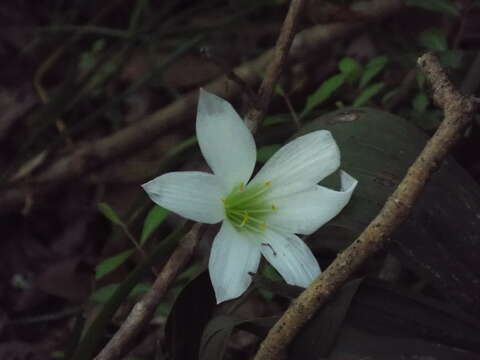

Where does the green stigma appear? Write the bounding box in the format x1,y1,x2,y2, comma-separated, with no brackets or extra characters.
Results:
222,181,277,233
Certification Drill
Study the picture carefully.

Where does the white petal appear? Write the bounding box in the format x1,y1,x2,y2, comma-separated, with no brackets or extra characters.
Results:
209,221,261,303
142,171,225,224
196,89,256,189
259,229,320,287
267,170,358,235
250,131,340,197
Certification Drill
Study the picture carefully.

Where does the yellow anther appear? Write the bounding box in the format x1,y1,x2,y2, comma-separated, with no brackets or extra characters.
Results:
240,212,249,227
271,205,277,211
264,181,272,187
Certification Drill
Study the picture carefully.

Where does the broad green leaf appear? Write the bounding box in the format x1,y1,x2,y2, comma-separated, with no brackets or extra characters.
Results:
360,56,388,88
140,206,169,245
257,144,281,163
412,92,429,113
95,249,134,280
302,73,346,116
98,202,125,227
339,57,362,82
299,108,480,315
405,0,459,17
419,28,448,52
353,82,385,107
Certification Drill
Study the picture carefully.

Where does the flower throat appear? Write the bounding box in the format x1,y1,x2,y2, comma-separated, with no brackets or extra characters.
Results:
222,181,277,233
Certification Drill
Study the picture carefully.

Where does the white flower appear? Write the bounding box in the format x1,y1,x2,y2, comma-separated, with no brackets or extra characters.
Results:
142,89,357,303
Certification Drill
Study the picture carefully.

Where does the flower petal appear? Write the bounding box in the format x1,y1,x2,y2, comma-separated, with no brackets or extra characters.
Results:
209,221,261,303
259,229,320,287
250,130,340,197
267,170,358,235
142,171,225,224
196,89,256,189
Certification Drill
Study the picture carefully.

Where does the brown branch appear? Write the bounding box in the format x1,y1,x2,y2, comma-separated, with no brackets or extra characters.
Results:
253,53,476,360
1,0,403,214
245,0,306,132
94,223,203,360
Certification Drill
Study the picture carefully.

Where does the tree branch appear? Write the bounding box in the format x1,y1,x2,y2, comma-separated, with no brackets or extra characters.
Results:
94,223,203,360
253,53,476,360
245,0,306,132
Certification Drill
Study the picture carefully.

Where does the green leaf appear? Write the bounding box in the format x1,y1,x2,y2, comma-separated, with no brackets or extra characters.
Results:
98,202,125,227
140,206,169,245
405,0,459,17
339,57,362,82
298,108,480,316
302,73,346,116
95,249,134,280
257,145,281,163
412,92,429,113
419,28,448,52
353,82,385,107
360,56,388,88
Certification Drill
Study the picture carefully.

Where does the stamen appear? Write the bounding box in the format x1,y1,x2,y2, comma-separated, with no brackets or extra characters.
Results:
244,223,264,233
223,179,275,234
271,205,277,210
240,212,249,227
243,216,265,225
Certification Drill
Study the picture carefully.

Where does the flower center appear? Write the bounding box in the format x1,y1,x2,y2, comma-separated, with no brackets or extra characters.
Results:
222,181,277,233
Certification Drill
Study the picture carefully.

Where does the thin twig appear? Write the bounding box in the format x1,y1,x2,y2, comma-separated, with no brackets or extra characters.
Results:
94,223,203,360
245,0,306,132
253,53,476,360
280,90,301,129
